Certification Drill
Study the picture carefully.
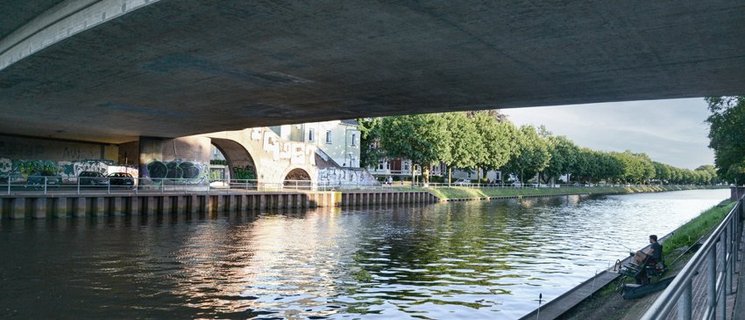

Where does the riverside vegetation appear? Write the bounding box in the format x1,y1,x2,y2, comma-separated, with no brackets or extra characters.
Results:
420,185,725,201
558,199,736,320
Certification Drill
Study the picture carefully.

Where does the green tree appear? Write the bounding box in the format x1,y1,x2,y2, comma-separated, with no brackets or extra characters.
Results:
611,151,655,184
444,112,485,184
543,135,579,184
358,117,384,168
695,165,719,185
502,125,551,183
380,114,451,184
705,96,745,183
471,111,515,181
653,162,672,184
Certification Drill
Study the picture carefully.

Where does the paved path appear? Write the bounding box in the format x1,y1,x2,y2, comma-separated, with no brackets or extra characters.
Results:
666,225,744,320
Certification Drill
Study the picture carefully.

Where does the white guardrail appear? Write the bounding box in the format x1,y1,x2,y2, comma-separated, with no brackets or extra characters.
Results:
641,195,743,320
0,174,720,195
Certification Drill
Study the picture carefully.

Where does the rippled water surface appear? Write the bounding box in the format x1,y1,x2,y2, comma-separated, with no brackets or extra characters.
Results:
0,189,729,319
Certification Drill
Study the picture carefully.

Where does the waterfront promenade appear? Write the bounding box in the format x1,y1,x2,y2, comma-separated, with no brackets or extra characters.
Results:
519,192,745,319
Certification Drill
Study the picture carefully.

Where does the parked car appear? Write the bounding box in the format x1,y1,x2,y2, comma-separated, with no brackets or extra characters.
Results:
26,172,62,188
78,171,109,186
453,179,470,186
108,172,135,187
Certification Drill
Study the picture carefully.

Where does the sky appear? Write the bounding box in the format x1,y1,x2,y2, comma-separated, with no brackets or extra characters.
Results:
500,98,714,170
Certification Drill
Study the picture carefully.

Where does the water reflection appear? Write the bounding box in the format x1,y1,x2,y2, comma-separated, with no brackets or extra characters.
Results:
0,189,729,319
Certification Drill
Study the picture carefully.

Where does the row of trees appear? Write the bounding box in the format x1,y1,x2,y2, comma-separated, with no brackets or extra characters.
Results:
360,111,720,185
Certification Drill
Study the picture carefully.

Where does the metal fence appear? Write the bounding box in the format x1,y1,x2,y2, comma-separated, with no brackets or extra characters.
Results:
641,195,743,320
0,174,384,195
0,174,723,195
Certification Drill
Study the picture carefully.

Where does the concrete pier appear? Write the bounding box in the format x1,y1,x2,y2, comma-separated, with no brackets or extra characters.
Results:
0,190,437,219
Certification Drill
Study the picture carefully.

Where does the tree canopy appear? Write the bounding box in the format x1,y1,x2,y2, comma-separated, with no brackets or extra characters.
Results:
706,96,745,183
501,125,551,183
379,114,451,183
359,108,719,186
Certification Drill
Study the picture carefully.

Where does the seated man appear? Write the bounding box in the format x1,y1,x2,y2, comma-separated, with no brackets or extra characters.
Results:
632,234,663,284
633,234,662,265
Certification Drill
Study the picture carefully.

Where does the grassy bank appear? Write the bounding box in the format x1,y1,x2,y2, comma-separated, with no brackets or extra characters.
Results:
423,185,724,201
661,200,735,257
559,199,736,320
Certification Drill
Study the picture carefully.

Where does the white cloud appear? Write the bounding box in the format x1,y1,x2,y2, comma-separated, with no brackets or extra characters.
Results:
500,98,713,169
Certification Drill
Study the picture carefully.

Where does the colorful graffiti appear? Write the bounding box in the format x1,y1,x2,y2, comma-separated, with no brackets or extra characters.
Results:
0,158,114,181
143,160,207,184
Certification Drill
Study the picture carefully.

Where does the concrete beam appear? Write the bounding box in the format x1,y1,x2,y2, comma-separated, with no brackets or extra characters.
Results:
0,0,159,71
1,1,744,143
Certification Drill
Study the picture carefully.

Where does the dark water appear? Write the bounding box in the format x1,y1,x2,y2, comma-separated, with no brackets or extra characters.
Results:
0,189,729,319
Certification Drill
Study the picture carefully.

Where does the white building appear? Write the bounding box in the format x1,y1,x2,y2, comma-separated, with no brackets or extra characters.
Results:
369,159,448,178
269,120,361,168
369,158,501,184
451,168,502,183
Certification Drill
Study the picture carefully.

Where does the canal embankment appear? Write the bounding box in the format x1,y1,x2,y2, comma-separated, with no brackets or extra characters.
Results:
1,184,727,219
0,190,439,219
426,185,726,202
525,199,737,320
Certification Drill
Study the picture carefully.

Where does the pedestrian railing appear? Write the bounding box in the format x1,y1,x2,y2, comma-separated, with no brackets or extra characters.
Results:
641,195,743,320
0,174,729,196
0,174,383,195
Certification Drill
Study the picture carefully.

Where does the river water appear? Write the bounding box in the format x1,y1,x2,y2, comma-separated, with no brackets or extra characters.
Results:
0,189,729,319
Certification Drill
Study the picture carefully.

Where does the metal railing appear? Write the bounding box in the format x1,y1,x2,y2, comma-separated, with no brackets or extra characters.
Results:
641,195,743,320
0,174,727,195
0,174,384,195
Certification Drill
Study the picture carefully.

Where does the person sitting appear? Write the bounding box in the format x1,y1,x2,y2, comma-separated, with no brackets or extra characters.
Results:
632,235,663,283
633,235,662,264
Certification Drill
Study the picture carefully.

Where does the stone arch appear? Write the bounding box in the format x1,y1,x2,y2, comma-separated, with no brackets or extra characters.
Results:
210,138,257,181
284,168,312,189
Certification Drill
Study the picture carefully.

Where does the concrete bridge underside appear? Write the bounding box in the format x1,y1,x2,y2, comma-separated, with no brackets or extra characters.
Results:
1,0,744,144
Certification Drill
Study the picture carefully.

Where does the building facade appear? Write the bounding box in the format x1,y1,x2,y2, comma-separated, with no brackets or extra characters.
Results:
269,120,361,168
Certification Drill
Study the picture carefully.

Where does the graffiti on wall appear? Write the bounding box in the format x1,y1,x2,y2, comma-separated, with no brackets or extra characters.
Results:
0,158,115,181
259,129,315,165
143,160,207,184
318,168,379,187
0,139,102,160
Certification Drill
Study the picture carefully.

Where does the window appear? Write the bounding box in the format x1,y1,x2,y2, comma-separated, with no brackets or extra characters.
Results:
351,133,357,146
325,130,332,144
308,128,314,142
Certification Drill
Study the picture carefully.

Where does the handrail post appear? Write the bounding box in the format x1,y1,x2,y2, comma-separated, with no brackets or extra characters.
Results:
6,175,10,195
728,223,734,295
44,177,48,195
720,230,727,320
707,248,717,319
678,278,692,320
